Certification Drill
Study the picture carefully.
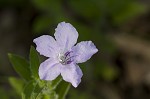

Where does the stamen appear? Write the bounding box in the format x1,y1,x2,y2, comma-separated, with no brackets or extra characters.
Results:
66,60,72,64
64,51,73,58
65,55,77,61
58,51,76,65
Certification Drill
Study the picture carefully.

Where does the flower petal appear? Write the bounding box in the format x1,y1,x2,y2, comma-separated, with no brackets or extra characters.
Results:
72,41,98,63
54,22,78,51
39,58,61,80
33,35,59,58
61,64,83,87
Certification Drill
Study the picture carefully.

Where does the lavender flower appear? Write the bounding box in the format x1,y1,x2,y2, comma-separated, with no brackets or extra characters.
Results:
33,22,98,87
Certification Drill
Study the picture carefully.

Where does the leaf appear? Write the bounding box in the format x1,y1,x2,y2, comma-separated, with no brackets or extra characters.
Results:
56,81,71,99
22,79,47,99
30,46,40,79
22,80,35,99
32,80,45,99
51,76,62,90
8,53,32,81
8,77,24,95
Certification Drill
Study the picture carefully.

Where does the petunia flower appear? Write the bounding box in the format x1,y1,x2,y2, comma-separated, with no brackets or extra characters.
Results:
33,22,98,87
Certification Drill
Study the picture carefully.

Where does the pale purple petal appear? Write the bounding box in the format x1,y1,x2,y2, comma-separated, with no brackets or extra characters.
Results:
39,58,61,80
60,64,83,87
72,41,98,63
33,35,59,58
54,22,78,51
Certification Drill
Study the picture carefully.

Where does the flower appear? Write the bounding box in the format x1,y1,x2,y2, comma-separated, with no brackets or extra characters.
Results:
33,22,98,87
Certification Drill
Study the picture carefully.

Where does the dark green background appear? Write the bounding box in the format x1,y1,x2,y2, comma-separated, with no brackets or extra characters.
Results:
0,0,150,99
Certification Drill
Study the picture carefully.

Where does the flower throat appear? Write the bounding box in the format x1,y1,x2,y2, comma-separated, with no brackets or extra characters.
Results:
58,51,74,65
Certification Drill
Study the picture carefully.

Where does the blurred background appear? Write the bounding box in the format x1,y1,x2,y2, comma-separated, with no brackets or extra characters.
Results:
0,0,150,99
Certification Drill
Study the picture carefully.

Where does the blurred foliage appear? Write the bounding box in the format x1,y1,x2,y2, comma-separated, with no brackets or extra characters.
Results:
0,0,148,99
31,0,146,34
9,77,24,96
0,87,9,99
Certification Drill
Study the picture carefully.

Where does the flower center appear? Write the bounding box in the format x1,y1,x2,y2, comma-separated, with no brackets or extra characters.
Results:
58,51,74,65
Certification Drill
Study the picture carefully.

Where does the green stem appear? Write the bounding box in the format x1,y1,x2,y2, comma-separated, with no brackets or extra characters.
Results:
35,83,47,99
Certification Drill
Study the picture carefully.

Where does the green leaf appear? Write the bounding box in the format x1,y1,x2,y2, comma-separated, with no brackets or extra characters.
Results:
22,79,61,99
30,46,40,79
22,79,47,99
32,80,45,99
8,77,24,95
51,76,62,90
56,81,71,99
22,80,35,99
8,53,32,81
